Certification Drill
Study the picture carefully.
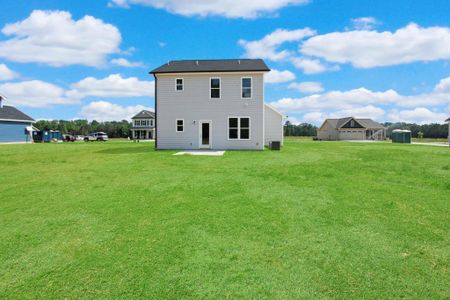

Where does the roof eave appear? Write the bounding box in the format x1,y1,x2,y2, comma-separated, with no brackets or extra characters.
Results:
150,69,270,75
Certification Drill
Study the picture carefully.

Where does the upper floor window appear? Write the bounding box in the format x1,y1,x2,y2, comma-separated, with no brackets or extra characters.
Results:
210,78,221,99
135,119,154,127
176,78,183,91
176,119,184,132
241,77,252,99
350,120,355,127
228,117,250,140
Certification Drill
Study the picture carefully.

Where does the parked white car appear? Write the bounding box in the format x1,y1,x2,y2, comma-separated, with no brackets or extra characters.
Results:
84,132,109,142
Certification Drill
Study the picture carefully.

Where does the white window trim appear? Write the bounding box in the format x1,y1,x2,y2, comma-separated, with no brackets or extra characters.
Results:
209,77,221,99
241,77,252,99
227,116,251,140
150,119,154,127
175,78,184,91
176,119,184,132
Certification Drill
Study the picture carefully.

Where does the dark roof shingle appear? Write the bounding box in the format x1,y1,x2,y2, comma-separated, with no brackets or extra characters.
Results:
131,110,155,119
150,59,270,74
0,105,34,122
324,117,384,129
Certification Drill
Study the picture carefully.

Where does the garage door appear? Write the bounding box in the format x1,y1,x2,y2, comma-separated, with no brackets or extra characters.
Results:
339,131,364,140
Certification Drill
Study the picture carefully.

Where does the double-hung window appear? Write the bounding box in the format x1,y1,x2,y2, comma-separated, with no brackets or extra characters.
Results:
241,77,252,99
210,78,221,99
228,117,250,140
176,78,183,91
176,119,184,132
150,119,154,127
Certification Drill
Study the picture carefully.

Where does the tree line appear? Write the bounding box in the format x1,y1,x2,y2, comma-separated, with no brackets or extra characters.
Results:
34,120,131,138
34,119,448,139
284,121,448,138
284,121,318,136
383,122,448,138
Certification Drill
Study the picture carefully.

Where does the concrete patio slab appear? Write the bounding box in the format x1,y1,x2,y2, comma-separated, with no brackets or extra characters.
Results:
174,150,225,156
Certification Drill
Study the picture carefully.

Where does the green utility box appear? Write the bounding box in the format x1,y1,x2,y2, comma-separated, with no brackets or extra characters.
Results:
391,129,411,143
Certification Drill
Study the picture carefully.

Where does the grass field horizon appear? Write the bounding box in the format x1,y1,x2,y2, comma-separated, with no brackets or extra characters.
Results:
1,139,448,298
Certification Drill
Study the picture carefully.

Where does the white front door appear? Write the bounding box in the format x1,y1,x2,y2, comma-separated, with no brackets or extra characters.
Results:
199,121,212,149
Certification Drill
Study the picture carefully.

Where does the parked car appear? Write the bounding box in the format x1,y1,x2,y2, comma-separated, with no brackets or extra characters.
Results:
84,132,109,142
75,135,84,141
63,134,76,142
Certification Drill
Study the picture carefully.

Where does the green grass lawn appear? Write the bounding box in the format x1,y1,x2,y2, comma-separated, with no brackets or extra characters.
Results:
1,139,449,299
412,138,448,144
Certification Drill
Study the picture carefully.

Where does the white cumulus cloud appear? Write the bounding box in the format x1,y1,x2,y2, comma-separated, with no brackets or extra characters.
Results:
239,28,339,74
111,58,144,68
0,73,155,108
0,10,122,67
301,23,450,68
108,0,309,18
239,28,316,61
387,108,448,124
68,74,154,98
270,76,450,124
265,69,296,83
289,57,339,74
78,101,153,121
0,80,79,107
435,76,450,93
349,17,380,31
0,64,18,80
288,81,324,93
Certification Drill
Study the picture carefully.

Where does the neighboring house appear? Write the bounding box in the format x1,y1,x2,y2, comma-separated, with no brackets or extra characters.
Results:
130,110,155,140
317,117,386,141
0,96,36,143
150,59,283,150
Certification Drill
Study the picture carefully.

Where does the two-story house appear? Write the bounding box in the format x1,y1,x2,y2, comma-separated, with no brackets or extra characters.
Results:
150,59,283,150
130,110,155,140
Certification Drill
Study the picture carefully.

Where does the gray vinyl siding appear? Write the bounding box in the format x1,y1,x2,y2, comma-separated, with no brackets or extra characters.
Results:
264,105,283,146
156,73,264,150
0,121,32,143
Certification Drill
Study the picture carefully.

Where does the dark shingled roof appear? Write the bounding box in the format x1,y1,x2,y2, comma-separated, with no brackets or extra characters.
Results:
446,117,450,122
325,117,384,129
131,110,155,119
0,105,34,122
150,59,270,74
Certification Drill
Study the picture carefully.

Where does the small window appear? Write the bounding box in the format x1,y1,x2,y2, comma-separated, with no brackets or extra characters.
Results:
150,119,154,127
241,77,252,99
240,117,250,139
176,78,183,91
228,118,238,139
176,119,184,132
210,78,220,99
228,117,250,140
350,120,355,127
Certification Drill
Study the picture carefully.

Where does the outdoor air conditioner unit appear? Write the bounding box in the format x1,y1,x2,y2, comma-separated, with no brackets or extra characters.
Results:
269,141,281,150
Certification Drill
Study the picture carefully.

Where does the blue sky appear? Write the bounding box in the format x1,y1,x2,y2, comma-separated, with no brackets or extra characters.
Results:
0,0,449,124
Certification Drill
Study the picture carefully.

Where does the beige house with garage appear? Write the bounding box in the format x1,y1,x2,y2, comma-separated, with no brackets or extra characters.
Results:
317,117,386,141
150,59,283,150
